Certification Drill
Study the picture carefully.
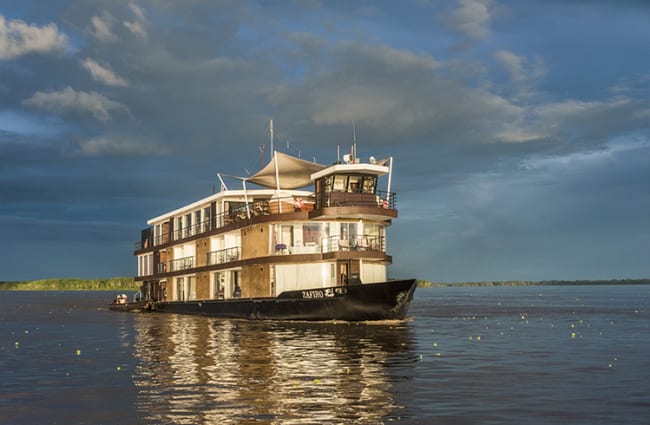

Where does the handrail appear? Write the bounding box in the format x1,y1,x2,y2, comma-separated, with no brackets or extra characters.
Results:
135,195,315,249
169,256,194,272
314,190,396,210
207,246,240,265
322,235,385,253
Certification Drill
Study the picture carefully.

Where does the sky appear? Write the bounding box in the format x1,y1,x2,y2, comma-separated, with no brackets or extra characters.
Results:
0,0,648,282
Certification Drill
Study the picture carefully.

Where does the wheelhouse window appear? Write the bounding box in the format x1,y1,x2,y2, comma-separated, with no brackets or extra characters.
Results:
362,176,376,193
323,174,377,193
333,175,346,191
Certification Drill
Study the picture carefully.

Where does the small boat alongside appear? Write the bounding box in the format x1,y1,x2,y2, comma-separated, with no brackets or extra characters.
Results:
130,140,416,321
108,292,151,312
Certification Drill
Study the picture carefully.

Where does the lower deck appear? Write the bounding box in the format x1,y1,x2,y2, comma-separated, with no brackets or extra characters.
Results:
141,259,388,303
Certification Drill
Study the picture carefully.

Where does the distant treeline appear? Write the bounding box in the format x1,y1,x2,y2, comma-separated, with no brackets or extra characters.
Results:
0,277,140,291
417,278,650,288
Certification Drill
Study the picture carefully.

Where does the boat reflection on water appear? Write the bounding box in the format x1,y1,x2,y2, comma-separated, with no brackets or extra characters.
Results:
131,314,416,424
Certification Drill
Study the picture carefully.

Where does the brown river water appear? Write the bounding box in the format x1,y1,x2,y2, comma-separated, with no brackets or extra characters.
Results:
1,285,648,424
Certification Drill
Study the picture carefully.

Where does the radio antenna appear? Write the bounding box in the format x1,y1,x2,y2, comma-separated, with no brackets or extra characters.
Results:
269,119,274,154
352,121,357,164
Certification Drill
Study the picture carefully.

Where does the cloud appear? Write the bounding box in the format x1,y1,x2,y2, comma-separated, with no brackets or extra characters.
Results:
80,58,128,87
494,50,546,87
129,2,146,22
123,20,146,38
89,13,117,42
310,86,400,125
531,97,650,142
492,94,650,144
520,138,650,172
123,2,147,39
446,0,492,41
340,41,441,71
0,15,68,59
75,135,168,157
22,86,129,121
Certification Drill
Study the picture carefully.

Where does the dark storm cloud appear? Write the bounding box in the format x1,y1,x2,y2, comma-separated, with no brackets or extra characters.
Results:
0,0,648,281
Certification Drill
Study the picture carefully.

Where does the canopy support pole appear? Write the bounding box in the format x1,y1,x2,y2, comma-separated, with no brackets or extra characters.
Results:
274,151,282,213
386,156,393,206
243,180,251,219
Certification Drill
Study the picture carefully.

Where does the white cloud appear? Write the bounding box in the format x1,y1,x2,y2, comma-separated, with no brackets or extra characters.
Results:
80,58,128,87
0,15,68,59
496,125,544,143
123,4,147,39
89,13,117,42
76,135,166,157
494,50,545,84
123,20,146,38
22,86,128,121
129,3,146,22
520,138,650,172
340,42,440,71
447,0,492,40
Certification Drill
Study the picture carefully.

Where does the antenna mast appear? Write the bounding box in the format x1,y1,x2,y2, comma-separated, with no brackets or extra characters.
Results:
352,121,357,164
269,119,274,154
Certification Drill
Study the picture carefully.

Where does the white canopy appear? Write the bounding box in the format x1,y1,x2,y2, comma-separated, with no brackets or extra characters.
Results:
245,151,326,190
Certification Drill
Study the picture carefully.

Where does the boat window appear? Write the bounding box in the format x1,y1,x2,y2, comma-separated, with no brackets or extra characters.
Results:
274,224,294,246
365,223,383,237
229,202,246,214
362,176,376,194
302,223,322,245
340,222,357,241
348,175,362,192
333,175,347,192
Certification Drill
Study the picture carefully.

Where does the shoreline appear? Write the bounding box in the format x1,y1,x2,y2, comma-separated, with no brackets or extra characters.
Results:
0,277,139,291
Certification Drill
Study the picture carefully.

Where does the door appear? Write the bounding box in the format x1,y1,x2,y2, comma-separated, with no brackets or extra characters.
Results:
337,261,349,286
337,260,361,285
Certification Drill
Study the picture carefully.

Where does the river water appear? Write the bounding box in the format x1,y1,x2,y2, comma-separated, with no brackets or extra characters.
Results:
1,285,648,424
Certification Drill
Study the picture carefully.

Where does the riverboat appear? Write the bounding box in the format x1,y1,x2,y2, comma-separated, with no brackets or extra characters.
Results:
132,146,416,321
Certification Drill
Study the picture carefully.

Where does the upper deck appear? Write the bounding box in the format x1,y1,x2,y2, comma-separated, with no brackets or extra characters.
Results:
134,151,397,253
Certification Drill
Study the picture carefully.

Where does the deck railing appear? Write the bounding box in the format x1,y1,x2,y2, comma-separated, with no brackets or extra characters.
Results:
269,235,385,255
135,192,394,251
169,256,194,272
314,190,396,210
322,235,386,254
136,196,307,249
206,246,240,265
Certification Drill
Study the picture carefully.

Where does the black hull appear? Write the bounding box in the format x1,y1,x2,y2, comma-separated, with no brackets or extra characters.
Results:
152,279,416,321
